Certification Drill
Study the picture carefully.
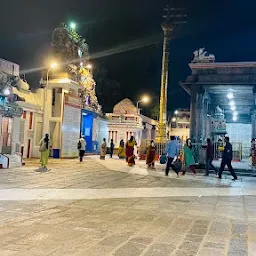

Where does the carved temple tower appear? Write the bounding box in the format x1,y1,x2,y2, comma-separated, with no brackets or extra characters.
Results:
156,6,186,142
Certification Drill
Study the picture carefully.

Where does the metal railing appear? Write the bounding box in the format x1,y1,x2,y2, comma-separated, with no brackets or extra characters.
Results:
139,140,245,163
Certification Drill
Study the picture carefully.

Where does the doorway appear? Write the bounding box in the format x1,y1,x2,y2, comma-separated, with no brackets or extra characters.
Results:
81,112,93,152
1,117,13,154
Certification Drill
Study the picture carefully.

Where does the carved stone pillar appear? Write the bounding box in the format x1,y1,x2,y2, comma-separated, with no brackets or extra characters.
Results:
201,91,210,143
190,87,204,142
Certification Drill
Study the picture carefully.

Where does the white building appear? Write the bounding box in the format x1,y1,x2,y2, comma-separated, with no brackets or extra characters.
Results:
169,109,190,142
106,98,157,147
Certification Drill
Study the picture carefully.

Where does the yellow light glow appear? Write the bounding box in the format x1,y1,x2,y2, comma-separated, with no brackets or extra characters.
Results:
142,96,150,103
59,78,71,83
86,64,92,69
50,62,57,69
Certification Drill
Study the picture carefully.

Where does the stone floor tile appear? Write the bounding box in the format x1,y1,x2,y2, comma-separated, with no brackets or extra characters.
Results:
178,241,201,252
174,250,197,256
203,241,225,249
113,241,146,256
0,250,18,256
197,248,225,256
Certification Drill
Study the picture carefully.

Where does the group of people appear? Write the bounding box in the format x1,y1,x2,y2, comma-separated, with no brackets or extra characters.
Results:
162,136,237,180
39,133,238,180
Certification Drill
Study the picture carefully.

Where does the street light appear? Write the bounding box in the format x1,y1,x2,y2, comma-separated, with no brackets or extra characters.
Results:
174,110,178,115
229,100,235,106
70,22,76,30
136,96,150,114
171,117,177,122
43,62,58,135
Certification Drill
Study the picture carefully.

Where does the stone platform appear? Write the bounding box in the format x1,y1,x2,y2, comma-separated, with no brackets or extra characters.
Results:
0,157,255,255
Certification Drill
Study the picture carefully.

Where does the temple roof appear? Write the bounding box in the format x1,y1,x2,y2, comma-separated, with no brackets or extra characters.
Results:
113,98,137,115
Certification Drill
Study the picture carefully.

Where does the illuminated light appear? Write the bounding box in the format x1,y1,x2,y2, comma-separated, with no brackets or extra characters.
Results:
86,64,92,69
142,96,150,103
229,100,235,106
50,62,57,69
233,111,238,116
227,92,234,99
3,88,11,96
80,62,84,67
233,116,237,121
174,110,178,115
172,117,177,122
231,106,236,111
59,78,71,83
70,22,76,30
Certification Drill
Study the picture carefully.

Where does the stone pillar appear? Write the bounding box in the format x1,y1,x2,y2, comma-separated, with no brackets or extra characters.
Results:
190,87,204,142
12,116,21,154
201,92,210,143
190,89,197,141
0,115,2,152
251,87,256,139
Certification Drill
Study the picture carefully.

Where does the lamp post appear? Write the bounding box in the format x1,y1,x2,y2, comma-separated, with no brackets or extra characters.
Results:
136,96,150,114
43,62,57,135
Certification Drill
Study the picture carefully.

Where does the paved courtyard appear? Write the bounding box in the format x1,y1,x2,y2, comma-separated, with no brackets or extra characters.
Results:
0,157,256,256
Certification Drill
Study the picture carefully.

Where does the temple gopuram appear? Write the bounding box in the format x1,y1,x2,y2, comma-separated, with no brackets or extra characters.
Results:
41,23,108,155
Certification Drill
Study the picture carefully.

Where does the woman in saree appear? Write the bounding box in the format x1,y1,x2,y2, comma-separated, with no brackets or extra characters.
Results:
126,136,137,166
182,138,196,175
39,134,51,169
100,138,107,160
146,140,156,169
118,139,125,159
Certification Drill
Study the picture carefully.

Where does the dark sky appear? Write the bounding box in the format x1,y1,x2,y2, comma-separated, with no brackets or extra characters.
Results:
1,0,256,111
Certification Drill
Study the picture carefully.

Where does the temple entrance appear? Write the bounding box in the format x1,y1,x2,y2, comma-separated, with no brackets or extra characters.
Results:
1,117,13,154
180,50,256,163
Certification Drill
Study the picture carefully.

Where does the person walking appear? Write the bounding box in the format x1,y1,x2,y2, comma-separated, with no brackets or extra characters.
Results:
165,136,179,176
100,138,107,160
205,138,217,176
78,136,86,162
182,139,196,175
39,134,51,169
118,139,125,159
126,136,137,166
146,140,156,169
218,137,238,180
110,139,115,158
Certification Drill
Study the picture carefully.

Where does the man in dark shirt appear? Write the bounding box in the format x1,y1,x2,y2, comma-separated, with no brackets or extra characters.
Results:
218,137,238,180
205,138,217,176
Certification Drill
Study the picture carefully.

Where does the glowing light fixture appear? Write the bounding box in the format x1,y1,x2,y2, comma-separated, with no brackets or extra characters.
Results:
86,63,92,69
231,106,236,111
233,116,237,121
50,62,57,69
142,96,150,103
233,111,238,116
70,22,76,30
229,100,235,106
227,92,234,99
172,117,177,122
3,88,11,96
174,110,178,115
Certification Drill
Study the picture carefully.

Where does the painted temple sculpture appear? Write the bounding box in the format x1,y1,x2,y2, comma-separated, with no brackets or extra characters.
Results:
51,23,102,114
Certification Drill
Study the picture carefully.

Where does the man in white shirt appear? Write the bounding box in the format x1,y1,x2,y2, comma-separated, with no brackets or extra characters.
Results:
78,136,86,162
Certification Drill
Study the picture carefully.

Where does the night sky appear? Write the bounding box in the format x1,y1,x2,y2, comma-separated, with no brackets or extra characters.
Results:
1,0,256,112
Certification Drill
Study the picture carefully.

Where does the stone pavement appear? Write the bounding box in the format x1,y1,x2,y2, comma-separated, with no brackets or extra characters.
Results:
0,157,256,255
